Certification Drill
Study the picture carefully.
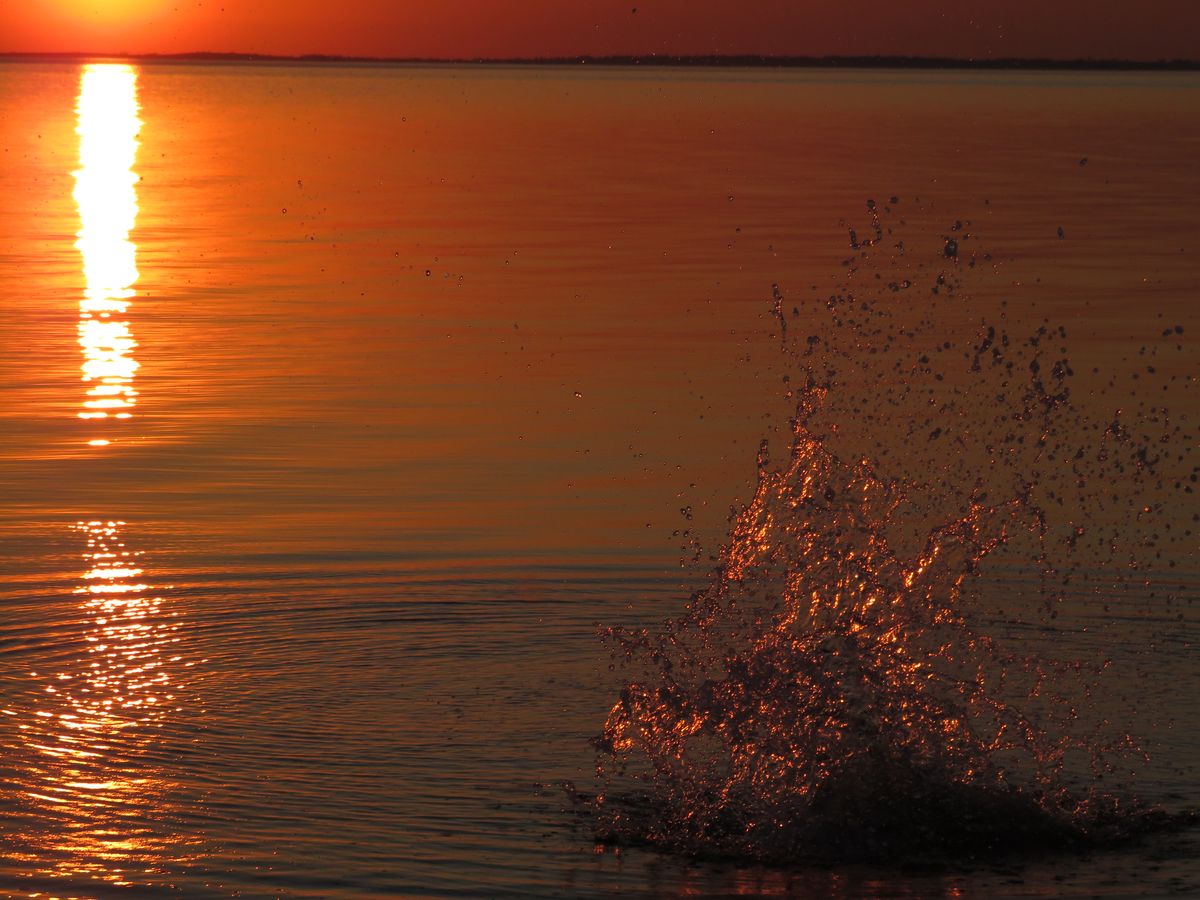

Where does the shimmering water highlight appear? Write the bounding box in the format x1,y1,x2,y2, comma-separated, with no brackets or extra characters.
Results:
73,64,141,444
3,520,198,889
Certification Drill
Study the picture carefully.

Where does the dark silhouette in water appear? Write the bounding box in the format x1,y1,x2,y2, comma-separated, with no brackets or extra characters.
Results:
588,200,1196,864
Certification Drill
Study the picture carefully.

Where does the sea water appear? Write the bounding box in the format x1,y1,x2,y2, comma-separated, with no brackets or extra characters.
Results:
0,61,1196,897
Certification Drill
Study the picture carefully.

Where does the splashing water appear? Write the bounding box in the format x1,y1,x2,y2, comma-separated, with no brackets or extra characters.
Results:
589,200,1196,864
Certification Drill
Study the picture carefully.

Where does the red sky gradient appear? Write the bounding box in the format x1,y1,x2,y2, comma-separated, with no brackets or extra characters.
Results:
2,0,1198,60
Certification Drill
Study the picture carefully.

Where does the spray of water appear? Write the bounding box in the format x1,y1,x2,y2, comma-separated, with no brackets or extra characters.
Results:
589,200,1195,863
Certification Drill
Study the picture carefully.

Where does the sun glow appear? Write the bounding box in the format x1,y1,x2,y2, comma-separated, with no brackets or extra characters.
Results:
73,64,142,444
49,0,174,27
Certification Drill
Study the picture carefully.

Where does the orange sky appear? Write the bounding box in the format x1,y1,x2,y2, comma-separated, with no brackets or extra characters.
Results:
2,0,1198,60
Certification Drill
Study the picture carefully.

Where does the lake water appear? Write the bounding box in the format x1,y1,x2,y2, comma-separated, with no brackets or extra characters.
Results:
0,61,1197,897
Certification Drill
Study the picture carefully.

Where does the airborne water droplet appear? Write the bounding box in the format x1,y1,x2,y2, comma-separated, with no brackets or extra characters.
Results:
589,199,1190,866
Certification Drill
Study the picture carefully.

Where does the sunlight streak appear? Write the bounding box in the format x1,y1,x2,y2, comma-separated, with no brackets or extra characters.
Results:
74,64,142,443
9,520,196,887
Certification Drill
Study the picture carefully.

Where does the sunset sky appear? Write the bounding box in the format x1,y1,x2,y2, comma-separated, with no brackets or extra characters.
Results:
2,1,1198,61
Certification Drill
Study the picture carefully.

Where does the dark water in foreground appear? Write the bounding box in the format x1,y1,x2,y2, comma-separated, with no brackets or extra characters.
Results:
0,62,1197,897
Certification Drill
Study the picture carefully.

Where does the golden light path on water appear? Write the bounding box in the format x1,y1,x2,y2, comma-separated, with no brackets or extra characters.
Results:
6,521,196,890
73,64,141,447
0,66,205,893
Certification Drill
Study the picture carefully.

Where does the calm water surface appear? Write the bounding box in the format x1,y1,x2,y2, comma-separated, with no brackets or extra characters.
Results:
0,61,1197,897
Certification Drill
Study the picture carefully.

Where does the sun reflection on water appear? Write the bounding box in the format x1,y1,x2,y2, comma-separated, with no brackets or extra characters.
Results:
73,64,142,443
5,521,197,889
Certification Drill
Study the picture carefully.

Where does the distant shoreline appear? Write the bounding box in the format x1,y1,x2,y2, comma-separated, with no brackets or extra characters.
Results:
1,51,1198,71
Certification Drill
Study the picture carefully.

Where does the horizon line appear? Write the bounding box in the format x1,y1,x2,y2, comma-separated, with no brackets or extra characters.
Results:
1,50,1199,71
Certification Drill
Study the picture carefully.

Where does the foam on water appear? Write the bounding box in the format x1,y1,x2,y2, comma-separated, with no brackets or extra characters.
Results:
589,200,1196,864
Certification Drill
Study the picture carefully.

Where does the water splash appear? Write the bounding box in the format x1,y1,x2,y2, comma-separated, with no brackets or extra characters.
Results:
589,200,1195,863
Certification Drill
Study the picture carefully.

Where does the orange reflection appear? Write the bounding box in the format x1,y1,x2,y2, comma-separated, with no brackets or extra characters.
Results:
73,64,141,443
7,521,195,889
